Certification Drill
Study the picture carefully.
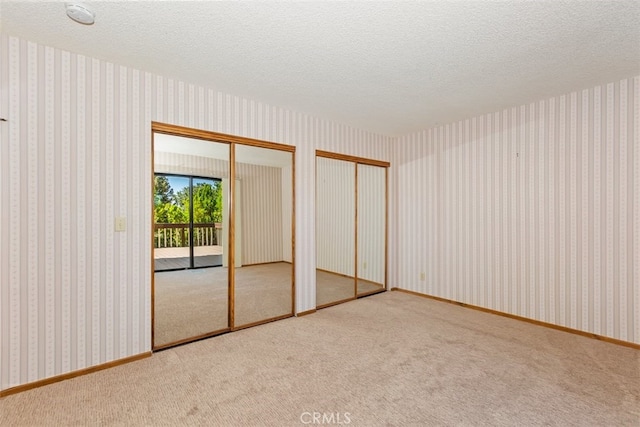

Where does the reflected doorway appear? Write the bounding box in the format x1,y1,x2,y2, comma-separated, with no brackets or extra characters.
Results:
154,174,223,271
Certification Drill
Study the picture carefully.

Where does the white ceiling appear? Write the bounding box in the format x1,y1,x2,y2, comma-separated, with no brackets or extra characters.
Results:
2,1,639,136
154,132,292,168
155,133,230,162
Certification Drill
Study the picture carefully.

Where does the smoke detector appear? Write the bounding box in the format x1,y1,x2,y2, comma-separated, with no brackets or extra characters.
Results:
65,3,95,25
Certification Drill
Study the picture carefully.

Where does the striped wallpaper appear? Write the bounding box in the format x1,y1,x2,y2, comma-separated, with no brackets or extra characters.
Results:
237,160,286,265
0,34,391,391
394,76,640,344
9,31,633,393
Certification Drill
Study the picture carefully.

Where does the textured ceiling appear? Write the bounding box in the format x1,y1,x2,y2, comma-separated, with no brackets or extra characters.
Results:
1,1,639,136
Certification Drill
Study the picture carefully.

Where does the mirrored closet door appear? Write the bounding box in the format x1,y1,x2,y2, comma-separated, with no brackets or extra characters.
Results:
152,123,296,350
316,157,356,307
356,164,387,296
233,144,294,328
153,132,230,349
316,152,388,309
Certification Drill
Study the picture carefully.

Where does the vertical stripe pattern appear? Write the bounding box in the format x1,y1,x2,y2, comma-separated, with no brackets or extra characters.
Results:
0,35,391,391
396,76,640,345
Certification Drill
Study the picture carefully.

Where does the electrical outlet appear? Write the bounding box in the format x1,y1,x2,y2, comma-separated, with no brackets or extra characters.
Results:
419,272,425,281
115,216,126,232
363,261,367,270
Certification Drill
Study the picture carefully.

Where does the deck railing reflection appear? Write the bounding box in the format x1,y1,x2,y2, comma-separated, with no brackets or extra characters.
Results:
154,223,221,248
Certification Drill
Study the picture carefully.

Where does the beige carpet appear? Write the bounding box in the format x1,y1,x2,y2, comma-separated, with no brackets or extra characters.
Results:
154,263,293,347
1,291,638,426
155,265,383,347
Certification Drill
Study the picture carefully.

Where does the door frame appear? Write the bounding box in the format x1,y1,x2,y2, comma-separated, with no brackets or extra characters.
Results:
151,121,296,350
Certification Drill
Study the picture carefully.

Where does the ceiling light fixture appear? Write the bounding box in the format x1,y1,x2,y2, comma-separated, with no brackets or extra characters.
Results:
65,3,95,25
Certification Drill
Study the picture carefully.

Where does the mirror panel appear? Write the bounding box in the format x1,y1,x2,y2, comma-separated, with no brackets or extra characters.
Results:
233,144,294,327
316,157,356,306
153,134,229,348
357,164,386,295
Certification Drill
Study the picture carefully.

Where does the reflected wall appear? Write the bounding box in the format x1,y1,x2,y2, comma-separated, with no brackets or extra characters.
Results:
357,164,386,295
233,144,294,327
316,153,388,308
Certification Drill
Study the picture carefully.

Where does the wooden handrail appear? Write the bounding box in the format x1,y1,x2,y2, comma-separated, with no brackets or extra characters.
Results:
154,222,221,230
153,223,222,248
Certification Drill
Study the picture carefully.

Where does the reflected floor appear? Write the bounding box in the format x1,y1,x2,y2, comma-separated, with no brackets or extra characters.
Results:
154,245,223,271
316,270,384,307
154,262,292,348
155,265,383,348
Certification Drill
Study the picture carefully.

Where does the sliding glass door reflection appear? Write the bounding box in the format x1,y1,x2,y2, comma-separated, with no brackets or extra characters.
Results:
192,177,223,268
154,175,191,271
154,175,223,271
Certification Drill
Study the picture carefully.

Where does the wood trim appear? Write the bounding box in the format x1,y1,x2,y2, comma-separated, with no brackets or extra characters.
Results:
315,149,390,168
229,143,236,329
316,296,357,310
153,328,231,351
0,352,152,398
296,309,316,317
384,166,388,291
232,313,294,331
151,129,156,349
391,288,640,350
354,163,359,298
152,121,295,152
291,150,296,316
